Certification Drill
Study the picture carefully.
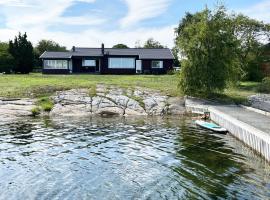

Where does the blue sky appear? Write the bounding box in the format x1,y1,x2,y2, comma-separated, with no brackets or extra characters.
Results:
0,0,269,48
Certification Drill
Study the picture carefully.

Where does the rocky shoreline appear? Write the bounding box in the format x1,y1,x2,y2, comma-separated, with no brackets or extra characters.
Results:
0,85,186,119
1,85,269,120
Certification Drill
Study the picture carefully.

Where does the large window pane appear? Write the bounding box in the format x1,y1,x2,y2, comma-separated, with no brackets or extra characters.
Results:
109,58,135,69
152,61,163,68
44,60,68,69
83,59,96,67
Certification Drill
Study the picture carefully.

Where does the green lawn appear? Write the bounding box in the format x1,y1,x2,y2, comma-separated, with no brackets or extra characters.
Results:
0,73,180,98
213,82,261,104
0,73,261,104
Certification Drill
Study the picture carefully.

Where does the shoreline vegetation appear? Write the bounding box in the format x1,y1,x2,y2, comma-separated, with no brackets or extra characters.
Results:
0,73,262,104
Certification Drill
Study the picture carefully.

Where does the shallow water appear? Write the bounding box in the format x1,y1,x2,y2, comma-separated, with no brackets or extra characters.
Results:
0,116,269,200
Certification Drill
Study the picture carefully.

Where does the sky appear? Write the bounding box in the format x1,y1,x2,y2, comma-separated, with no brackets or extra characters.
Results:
0,0,269,48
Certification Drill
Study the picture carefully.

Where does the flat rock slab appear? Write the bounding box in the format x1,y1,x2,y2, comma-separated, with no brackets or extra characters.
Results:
0,98,36,117
51,86,185,117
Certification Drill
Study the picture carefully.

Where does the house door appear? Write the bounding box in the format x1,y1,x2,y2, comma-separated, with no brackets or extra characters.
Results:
136,60,142,73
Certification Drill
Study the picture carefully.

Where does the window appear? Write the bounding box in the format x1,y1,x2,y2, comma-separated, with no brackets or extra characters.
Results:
83,59,96,67
152,61,163,68
109,58,135,69
44,60,68,69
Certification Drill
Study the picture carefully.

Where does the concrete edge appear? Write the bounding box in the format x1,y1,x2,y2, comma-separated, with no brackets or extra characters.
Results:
240,105,270,117
209,107,270,141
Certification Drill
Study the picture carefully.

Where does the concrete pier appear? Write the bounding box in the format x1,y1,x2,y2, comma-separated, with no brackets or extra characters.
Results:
185,97,270,162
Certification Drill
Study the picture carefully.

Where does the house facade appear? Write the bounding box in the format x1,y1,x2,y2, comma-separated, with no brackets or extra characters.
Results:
40,44,174,74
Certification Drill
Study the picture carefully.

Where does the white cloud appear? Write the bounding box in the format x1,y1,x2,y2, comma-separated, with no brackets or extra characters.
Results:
0,0,175,48
0,0,99,29
237,0,270,23
0,25,176,48
121,0,172,28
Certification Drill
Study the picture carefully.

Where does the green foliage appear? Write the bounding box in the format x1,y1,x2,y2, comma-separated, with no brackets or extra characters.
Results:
175,4,270,95
34,39,67,68
143,38,165,48
88,86,97,97
246,60,264,81
112,44,129,48
35,39,67,55
258,77,270,93
37,97,54,112
31,107,41,116
172,46,180,67
9,32,34,73
232,15,270,80
176,6,240,95
0,42,14,73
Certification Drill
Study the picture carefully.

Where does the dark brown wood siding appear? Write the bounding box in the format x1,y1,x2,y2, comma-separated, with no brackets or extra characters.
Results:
42,69,70,74
42,57,174,75
142,59,173,74
72,57,101,73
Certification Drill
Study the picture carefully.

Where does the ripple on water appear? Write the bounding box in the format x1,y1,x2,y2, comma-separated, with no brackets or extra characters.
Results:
0,116,270,199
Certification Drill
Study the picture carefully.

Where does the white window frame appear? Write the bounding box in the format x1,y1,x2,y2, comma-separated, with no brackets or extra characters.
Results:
82,59,96,67
151,60,163,69
108,57,135,69
44,60,68,69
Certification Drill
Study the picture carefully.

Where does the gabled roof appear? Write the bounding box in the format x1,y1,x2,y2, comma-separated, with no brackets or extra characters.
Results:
40,47,174,59
40,51,72,59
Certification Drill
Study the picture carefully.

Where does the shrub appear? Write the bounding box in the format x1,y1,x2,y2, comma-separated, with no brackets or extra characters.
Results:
0,42,14,73
246,61,264,82
258,77,270,93
167,69,176,75
38,97,54,112
31,107,41,116
89,86,97,97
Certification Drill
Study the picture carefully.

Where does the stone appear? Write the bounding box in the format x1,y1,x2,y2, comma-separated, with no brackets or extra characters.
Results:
96,107,124,116
143,96,168,115
50,104,91,117
167,97,186,115
0,98,36,117
0,85,187,119
125,98,147,116
248,94,270,112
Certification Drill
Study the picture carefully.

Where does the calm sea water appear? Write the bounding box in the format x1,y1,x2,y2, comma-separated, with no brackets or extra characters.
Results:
0,116,269,200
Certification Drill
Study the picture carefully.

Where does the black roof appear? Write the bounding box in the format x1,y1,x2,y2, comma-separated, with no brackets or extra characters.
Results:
40,47,174,59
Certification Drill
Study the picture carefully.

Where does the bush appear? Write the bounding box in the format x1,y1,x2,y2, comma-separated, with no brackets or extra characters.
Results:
258,77,270,93
176,7,239,96
246,61,264,82
0,42,14,73
31,107,41,116
38,97,54,112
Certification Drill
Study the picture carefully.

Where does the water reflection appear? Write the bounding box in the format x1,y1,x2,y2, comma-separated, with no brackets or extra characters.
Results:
0,116,269,199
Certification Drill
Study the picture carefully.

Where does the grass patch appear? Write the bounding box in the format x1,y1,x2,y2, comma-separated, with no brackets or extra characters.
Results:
0,73,179,98
196,82,261,104
88,85,97,97
37,97,54,112
0,73,263,105
31,107,41,116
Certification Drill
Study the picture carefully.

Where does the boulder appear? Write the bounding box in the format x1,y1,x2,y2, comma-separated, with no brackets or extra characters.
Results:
167,97,186,115
248,94,270,112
